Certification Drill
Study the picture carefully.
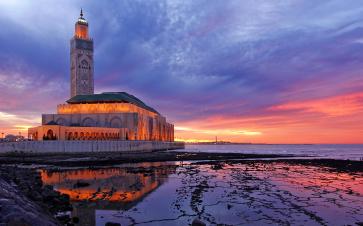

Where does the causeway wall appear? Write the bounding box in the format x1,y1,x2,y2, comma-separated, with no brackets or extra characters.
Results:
0,141,184,155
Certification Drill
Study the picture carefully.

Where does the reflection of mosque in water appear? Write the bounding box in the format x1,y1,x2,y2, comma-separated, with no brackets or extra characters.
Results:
40,164,175,226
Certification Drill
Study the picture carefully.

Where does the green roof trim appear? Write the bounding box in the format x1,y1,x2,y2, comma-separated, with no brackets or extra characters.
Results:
66,92,159,114
45,120,58,125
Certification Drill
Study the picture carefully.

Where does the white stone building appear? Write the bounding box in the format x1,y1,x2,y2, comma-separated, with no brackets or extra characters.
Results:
29,11,174,142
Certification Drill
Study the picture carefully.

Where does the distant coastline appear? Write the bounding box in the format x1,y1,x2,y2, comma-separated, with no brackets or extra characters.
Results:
186,142,314,145
185,142,363,145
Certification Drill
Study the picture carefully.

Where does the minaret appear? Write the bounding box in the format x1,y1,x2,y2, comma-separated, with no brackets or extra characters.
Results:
70,9,94,98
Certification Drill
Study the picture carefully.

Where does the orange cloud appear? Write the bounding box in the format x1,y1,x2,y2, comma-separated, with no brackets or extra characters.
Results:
175,92,363,144
270,92,363,117
0,111,40,137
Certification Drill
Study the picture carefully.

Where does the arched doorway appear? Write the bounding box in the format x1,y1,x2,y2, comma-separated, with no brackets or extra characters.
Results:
47,129,55,140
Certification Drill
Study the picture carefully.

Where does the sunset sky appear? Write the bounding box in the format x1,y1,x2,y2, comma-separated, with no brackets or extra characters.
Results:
0,0,363,143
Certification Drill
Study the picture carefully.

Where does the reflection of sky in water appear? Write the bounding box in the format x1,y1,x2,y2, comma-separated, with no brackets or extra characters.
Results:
41,161,363,226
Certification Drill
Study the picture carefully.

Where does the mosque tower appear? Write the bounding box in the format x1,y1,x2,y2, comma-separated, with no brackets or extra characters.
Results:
70,9,94,98
28,10,176,144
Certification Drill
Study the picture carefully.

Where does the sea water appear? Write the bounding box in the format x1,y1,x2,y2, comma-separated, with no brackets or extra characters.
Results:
183,144,363,160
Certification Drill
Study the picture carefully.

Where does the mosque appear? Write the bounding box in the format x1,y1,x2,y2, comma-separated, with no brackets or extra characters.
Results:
28,11,174,142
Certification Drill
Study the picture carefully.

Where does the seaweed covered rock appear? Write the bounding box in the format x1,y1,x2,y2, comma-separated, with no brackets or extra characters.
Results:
0,177,59,226
0,166,73,225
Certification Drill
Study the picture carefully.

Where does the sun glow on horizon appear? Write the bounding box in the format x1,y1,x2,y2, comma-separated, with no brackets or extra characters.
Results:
171,90,363,144
174,138,215,143
174,126,262,136
14,125,33,131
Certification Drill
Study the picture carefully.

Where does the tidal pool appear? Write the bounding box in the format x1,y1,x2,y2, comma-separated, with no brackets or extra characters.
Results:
40,161,363,226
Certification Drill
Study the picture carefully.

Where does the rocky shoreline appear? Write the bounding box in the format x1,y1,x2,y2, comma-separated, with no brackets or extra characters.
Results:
0,166,73,226
0,155,362,225
0,151,293,166
194,158,363,173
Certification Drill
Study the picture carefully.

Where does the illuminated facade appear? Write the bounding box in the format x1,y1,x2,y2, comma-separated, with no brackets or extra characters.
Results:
28,11,174,142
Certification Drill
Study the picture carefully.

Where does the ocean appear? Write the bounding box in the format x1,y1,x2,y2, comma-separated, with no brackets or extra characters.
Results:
183,144,363,160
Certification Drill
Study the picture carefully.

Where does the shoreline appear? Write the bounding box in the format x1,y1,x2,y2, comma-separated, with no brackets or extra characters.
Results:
1,149,362,168
0,151,298,167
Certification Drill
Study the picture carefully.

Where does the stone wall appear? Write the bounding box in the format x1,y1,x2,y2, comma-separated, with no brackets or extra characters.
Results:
0,141,184,154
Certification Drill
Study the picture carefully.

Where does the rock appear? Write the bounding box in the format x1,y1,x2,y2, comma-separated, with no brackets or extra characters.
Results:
0,166,73,225
211,163,224,170
29,190,42,201
56,214,71,224
7,219,33,226
44,184,54,190
0,177,59,226
72,216,80,223
73,181,90,188
105,222,121,226
192,218,206,226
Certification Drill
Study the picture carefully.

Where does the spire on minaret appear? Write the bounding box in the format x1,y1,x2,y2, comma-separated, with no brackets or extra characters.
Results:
74,9,89,39
76,8,88,26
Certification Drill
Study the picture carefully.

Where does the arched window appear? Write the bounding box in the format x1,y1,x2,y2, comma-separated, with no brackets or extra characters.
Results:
81,59,89,69
110,117,122,128
82,118,95,127
56,118,67,126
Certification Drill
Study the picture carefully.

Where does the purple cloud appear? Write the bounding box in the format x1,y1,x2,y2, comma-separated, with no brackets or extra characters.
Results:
1,0,363,142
